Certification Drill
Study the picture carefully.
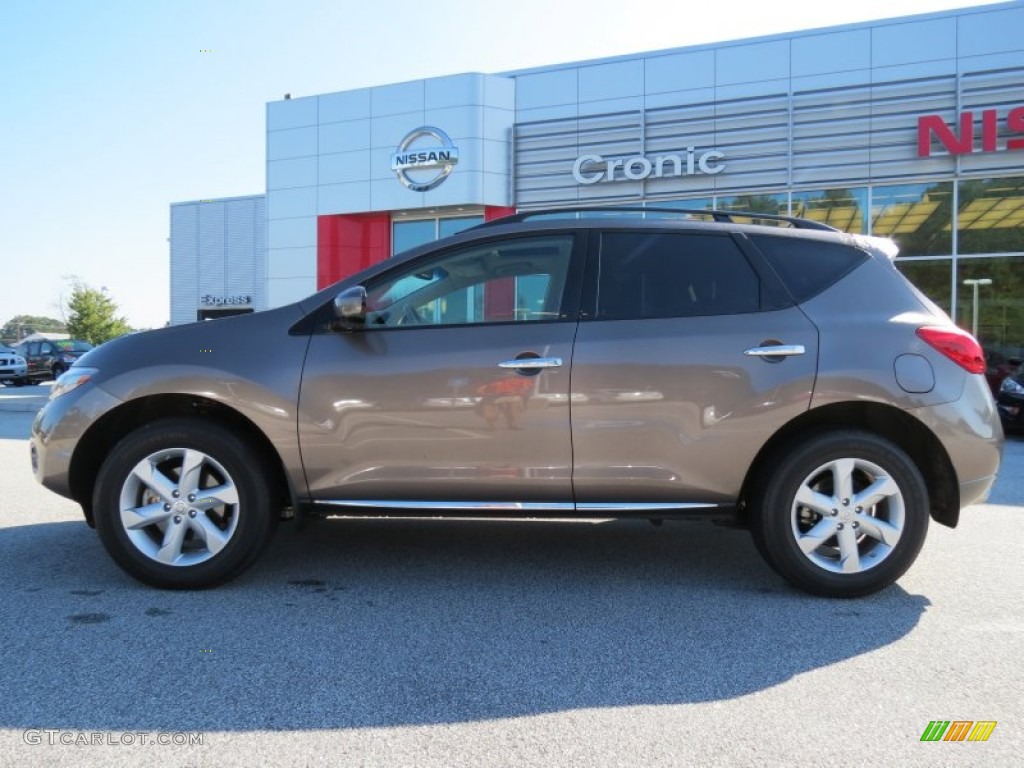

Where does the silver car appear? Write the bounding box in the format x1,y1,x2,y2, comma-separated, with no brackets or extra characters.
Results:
0,345,28,386
30,208,1003,596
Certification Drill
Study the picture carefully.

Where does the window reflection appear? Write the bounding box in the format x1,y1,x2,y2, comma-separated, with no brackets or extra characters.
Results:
644,198,715,221
716,192,789,227
871,182,953,256
958,257,1024,364
957,177,1024,255
438,215,484,238
792,188,867,233
392,215,485,257
392,219,436,256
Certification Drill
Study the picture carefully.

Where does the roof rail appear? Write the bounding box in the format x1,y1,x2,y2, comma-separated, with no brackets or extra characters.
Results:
475,206,839,232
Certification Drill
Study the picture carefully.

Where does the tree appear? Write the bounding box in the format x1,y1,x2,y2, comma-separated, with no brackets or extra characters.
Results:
65,282,131,344
1,315,67,343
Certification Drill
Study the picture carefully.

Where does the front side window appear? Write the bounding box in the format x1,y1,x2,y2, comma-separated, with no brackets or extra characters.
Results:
594,232,761,320
365,235,575,328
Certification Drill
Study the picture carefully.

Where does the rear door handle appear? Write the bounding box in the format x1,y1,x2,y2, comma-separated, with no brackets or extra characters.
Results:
498,357,563,369
743,345,806,357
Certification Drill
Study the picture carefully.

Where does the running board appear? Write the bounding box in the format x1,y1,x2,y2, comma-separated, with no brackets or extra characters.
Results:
304,499,728,519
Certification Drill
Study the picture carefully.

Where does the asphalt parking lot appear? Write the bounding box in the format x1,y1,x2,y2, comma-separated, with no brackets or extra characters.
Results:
0,383,1020,767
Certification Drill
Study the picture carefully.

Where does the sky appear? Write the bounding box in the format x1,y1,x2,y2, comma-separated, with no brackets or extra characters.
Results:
0,0,1008,330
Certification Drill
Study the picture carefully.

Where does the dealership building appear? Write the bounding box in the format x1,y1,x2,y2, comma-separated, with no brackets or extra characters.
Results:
170,1,1023,360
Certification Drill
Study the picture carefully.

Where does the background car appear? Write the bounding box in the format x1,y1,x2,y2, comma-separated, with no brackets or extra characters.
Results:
985,349,1022,397
0,344,28,386
15,338,93,382
997,362,1024,433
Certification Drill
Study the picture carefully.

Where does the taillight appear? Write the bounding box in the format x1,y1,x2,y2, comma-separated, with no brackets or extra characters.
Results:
916,326,986,374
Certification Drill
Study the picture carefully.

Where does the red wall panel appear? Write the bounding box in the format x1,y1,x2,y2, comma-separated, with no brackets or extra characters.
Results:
483,206,518,320
316,213,391,289
317,206,516,295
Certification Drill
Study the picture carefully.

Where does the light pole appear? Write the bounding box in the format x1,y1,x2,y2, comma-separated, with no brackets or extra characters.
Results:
962,278,992,338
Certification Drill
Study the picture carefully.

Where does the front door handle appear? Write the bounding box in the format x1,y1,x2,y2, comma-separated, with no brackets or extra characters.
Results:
744,345,806,357
498,357,563,370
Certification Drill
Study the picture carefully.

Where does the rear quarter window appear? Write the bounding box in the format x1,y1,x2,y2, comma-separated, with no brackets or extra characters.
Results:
750,235,868,303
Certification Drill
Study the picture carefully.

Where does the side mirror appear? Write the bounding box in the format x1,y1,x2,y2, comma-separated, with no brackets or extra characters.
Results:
331,286,367,329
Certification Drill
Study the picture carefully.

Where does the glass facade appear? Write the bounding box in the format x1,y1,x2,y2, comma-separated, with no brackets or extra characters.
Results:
871,182,954,257
392,214,484,257
958,257,1024,364
957,177,1024,256
791,188,867,234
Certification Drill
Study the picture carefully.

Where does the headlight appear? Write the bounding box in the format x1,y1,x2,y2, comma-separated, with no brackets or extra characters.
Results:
1001,376,1024,395
50,368,98,400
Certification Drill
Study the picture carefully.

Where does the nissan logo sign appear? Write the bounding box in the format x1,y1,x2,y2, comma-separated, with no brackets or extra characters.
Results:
390,126,460,192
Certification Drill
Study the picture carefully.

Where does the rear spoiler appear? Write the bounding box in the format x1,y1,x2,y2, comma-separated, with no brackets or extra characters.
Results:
853,235,899,260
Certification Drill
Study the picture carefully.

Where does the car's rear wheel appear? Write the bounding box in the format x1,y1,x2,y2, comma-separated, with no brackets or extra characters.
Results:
93,418,277,589
52,363,67,378
751,431,929,598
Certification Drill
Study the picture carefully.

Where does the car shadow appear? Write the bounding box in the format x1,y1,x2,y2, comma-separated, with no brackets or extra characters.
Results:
0,516,929,733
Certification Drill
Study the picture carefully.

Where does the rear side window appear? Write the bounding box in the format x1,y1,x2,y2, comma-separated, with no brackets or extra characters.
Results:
595,232,761,320
751,235,868,303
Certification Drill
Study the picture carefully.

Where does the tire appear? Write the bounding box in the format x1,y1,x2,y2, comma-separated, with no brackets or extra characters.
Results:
750,430,929,598
52,363,67,379
93,418,278,589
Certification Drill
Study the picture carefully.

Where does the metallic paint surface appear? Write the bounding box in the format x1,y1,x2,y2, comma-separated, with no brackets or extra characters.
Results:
31,305,311,503
298,322,577,501
570,307,819,503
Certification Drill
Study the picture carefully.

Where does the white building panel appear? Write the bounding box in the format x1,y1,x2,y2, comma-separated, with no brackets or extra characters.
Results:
267,127,317,161
267,187,317,220
578,60,643,103
319,88,372,124
644,51,715,94
516,69,577,110
716,40,790,84
426,73,487,109
268,247,317,279
791,29,870,77
871,18,957,68
268,277,317,309
267,216,316,249
371,80,425,117
267,157,318,190
318,120,371,155
267,96,317,131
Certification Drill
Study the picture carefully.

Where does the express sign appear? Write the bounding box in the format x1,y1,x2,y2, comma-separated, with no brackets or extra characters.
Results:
918,106,1024,156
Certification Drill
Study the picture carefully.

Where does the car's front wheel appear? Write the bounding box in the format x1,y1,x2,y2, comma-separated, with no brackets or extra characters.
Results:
93,418,277,589
751,431,929,598
51,363,67,379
